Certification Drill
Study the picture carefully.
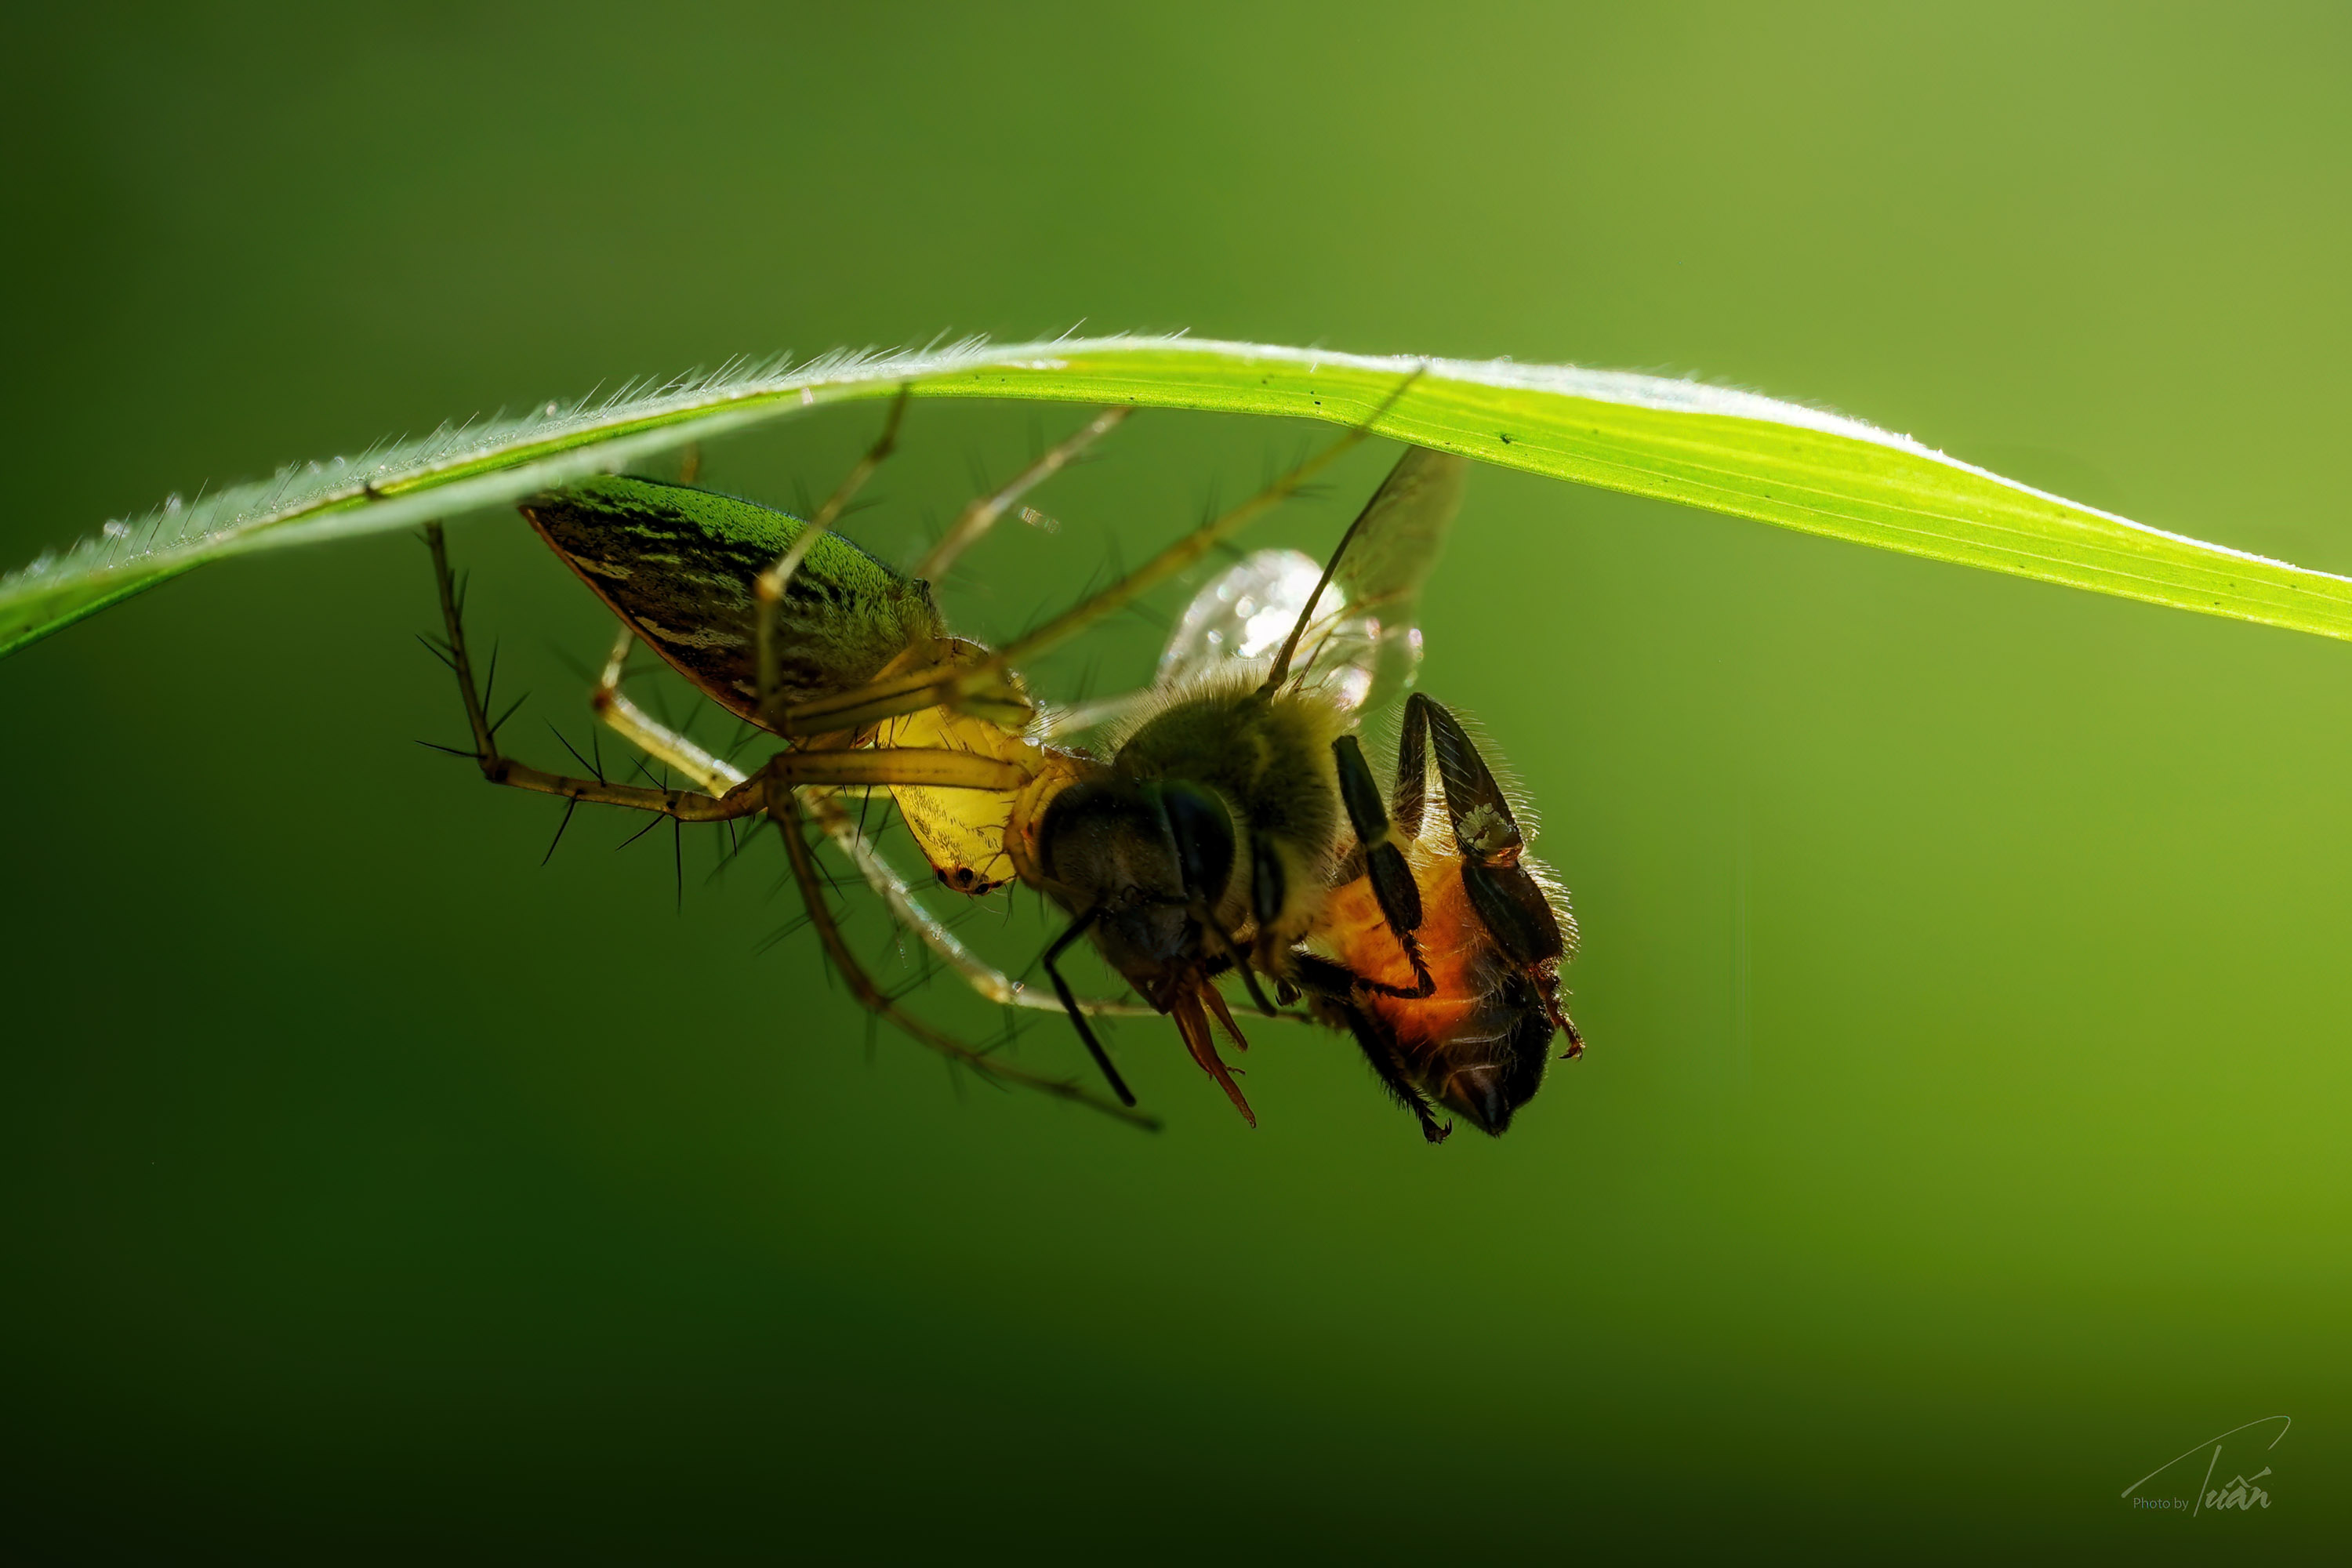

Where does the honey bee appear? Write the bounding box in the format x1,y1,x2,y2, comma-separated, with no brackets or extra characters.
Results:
1014,447,1582,1139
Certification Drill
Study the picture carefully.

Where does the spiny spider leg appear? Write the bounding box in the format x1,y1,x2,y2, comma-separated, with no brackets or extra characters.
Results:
797,790,1160,1022
426,522,765,822
770,368,1430,739
427,524,1024,811
771,792,1157,1129
428,523,1154,1127
755,385,913,724
587,622,1160,1022
914,405,1132,583
592,626,740,794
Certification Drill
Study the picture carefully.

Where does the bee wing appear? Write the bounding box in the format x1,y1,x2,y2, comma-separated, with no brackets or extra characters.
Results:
1155,546,1324,683
1040,447,1467,738
1039,554,1319,739
1320,445,1468,713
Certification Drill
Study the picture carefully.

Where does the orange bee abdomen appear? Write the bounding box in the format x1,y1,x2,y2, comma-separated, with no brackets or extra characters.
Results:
1317,844,1513,1053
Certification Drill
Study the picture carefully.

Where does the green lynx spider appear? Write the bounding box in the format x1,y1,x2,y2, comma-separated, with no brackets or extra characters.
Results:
423,379,1419,1124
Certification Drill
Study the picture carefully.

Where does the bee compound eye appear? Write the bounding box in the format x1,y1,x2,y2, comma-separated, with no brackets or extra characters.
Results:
1155,782,1236,906
1250,835,1287,929
1039,781,1192,906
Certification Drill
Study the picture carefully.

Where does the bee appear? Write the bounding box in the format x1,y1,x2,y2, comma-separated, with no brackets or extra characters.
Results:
1022,448,1582,1139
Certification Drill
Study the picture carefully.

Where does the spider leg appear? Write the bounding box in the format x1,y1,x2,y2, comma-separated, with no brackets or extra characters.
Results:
424,521,768,822
914,405,1131,583
801,790,1160,1022
756,386,913,724
591,626,742,794
771,370,1431,739
532,459,1167,1024
586,622,1160,1025
774,793,1156,1128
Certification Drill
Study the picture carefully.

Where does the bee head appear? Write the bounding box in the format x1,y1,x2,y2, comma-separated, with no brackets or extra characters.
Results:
1037,779,1237,1004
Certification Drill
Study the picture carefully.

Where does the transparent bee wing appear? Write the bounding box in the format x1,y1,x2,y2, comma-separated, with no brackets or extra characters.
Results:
1159,445,1466,712
1324,445,1467,713
1157,546,1323,680
1039,550,1327,739
1040,447,1467,739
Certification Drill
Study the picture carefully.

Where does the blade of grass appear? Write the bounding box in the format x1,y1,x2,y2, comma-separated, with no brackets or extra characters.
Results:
5,335,2347,657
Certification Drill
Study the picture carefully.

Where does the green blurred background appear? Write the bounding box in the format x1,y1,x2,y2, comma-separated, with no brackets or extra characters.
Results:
3,3,2347,1559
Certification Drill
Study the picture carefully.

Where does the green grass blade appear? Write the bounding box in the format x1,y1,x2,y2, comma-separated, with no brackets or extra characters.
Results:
5,335,2347,658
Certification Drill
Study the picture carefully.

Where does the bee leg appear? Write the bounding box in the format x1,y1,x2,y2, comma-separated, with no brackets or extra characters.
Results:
1040,907,1142,1106
1345,1011,1452,1144
1292,956,1450,1144
1392,690,1431,837
914,405,1133,583
1405,695,1567,975
1357,1019,1453,1144
1331,735,1434,999
1406,695,1580,1041
1197,895,1279,1018
773,794,1155,1128
755,386,914,723
799,790,1160,1023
